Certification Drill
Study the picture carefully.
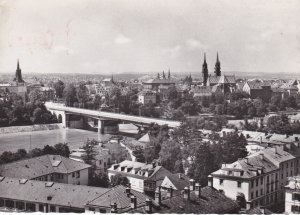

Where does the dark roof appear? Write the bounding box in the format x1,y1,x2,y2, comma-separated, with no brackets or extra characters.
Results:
0,154,91,179
161,173,190,190
143,78,175,85
0,177,109,209
87,185,148,209
246,81,271,89
208,75,236,84
131,186,239,214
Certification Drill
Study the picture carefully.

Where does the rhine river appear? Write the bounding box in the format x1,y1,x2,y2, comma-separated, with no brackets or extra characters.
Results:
0,128,111,153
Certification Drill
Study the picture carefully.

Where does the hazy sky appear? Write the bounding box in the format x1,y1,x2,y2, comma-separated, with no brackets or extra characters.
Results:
0,0,299,75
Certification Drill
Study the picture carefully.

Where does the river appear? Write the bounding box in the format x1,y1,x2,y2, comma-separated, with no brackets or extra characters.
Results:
0,128,112,153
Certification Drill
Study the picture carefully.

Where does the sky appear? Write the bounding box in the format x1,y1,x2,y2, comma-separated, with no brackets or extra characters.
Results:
0,0,299,75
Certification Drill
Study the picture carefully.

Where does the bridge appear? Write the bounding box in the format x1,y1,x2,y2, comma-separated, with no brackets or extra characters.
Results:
45,102,181,133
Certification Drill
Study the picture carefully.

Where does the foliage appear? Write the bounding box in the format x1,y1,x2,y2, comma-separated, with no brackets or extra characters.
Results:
110,174,129,187
89,172,110,188
63,83,77,107
54,80,65,98
81,139,98,167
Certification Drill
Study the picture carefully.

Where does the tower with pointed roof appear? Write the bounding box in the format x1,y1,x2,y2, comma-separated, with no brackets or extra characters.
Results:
202,53,208,86
214,52,221,76
13,60,25,85
167,68,171,79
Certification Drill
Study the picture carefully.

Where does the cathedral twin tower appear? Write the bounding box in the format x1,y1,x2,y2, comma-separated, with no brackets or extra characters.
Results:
202,53,221,86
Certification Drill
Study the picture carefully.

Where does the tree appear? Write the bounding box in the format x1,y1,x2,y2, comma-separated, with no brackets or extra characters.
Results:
54,80,65,98
82,139,98,168
159,140,184,173
90,172,110,187
54,143,70,157
110,174,129,187
42,145,56,155
63,84,77,107
76,83,89,108
187,142,215,186
28,88,44,104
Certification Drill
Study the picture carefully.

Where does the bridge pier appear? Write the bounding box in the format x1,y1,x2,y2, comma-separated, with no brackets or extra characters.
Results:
98,119,104,134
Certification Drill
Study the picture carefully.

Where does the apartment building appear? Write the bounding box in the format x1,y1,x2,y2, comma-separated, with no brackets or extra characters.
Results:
138,90,156,105
0,154,91,185
285,176,300,213
108,160,172,193
210,147,297,209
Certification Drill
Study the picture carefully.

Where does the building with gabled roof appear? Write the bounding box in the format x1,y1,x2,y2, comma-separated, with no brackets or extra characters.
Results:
160,173,190,191
107,160,172,193
243,81,272,102
0,154,91,185
211,146,298,210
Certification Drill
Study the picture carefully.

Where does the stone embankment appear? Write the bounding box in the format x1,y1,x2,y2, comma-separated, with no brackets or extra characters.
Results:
0,124,63,134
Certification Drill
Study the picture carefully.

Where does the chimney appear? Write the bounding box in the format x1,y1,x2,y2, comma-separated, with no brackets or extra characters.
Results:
260,206,266,214
189,179,195,191
208,175,213,187
183,187,190,200
195,183,201,198
259,153,264,160
246,201,251,210
145,198,152,213
131,195,137,209
126,187,131,197
273,147,278,154
155,188,161,205
178,173,182,179
167,186,173,198
152,161,156,169
111,202,118,213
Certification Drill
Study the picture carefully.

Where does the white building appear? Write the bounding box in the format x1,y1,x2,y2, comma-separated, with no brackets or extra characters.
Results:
210,146,298,210
0,154,91,185
108,160,172,193
285,176,300,213
138,90,156,105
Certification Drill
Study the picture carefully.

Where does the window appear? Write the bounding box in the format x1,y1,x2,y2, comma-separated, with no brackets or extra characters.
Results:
293,193,300,201
292,205,300,213
261,188,263,196
251,180,254,188
76,171,80,178
256,190,258,197
50,205,56,212
292,162,293,167
237,181,242,188
251,192,254,199
281,174,283,179
99,160,102,165
256,178,259,186
89,207,96,212
219,179,224,185
287,163,289,168
261,177,263,185
39,204,44,212
72,172,75,178
0,199,4,207
267,176,269,183
291,170,293,176
276,173,278,180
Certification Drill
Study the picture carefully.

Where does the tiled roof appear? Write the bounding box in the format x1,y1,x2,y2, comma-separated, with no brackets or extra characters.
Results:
87,185,148,209
190,86,212,95
0,177,109,209
208,75,236,84
246,206,273,214
148,187,239,213
108,160,171,181
143,78,175,84
246,81,271,89
0,154,91,179
162,173,190,190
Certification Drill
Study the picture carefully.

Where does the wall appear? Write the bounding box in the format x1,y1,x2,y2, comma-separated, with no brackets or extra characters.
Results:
0,124,62,134
67,168,89,185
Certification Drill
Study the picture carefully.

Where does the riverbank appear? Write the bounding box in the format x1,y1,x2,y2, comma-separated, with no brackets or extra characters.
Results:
0,124,63,134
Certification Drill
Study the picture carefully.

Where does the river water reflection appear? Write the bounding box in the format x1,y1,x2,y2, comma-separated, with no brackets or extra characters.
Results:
0,128,112,153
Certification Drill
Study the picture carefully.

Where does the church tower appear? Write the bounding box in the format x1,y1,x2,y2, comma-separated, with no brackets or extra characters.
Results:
214,52,221,76
13,60,25,84
202,53,208,86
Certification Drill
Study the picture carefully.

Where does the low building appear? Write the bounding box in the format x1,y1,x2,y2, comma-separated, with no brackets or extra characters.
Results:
40,86,55,101
285,176,300,213
211,147,297,210
160,173,190,191
0,176,109,213
108,160,172,193
0,154,91,185
243,81,272,102
138,90,156,105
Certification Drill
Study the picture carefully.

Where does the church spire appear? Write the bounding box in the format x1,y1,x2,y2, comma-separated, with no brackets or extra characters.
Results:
202,53,208,86
14,59,24,84
168,68,171,79
214,52,221,76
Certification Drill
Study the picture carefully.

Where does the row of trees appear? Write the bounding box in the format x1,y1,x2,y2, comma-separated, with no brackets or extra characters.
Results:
139,122,248,185
0,92,58,127
0,143,70,164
